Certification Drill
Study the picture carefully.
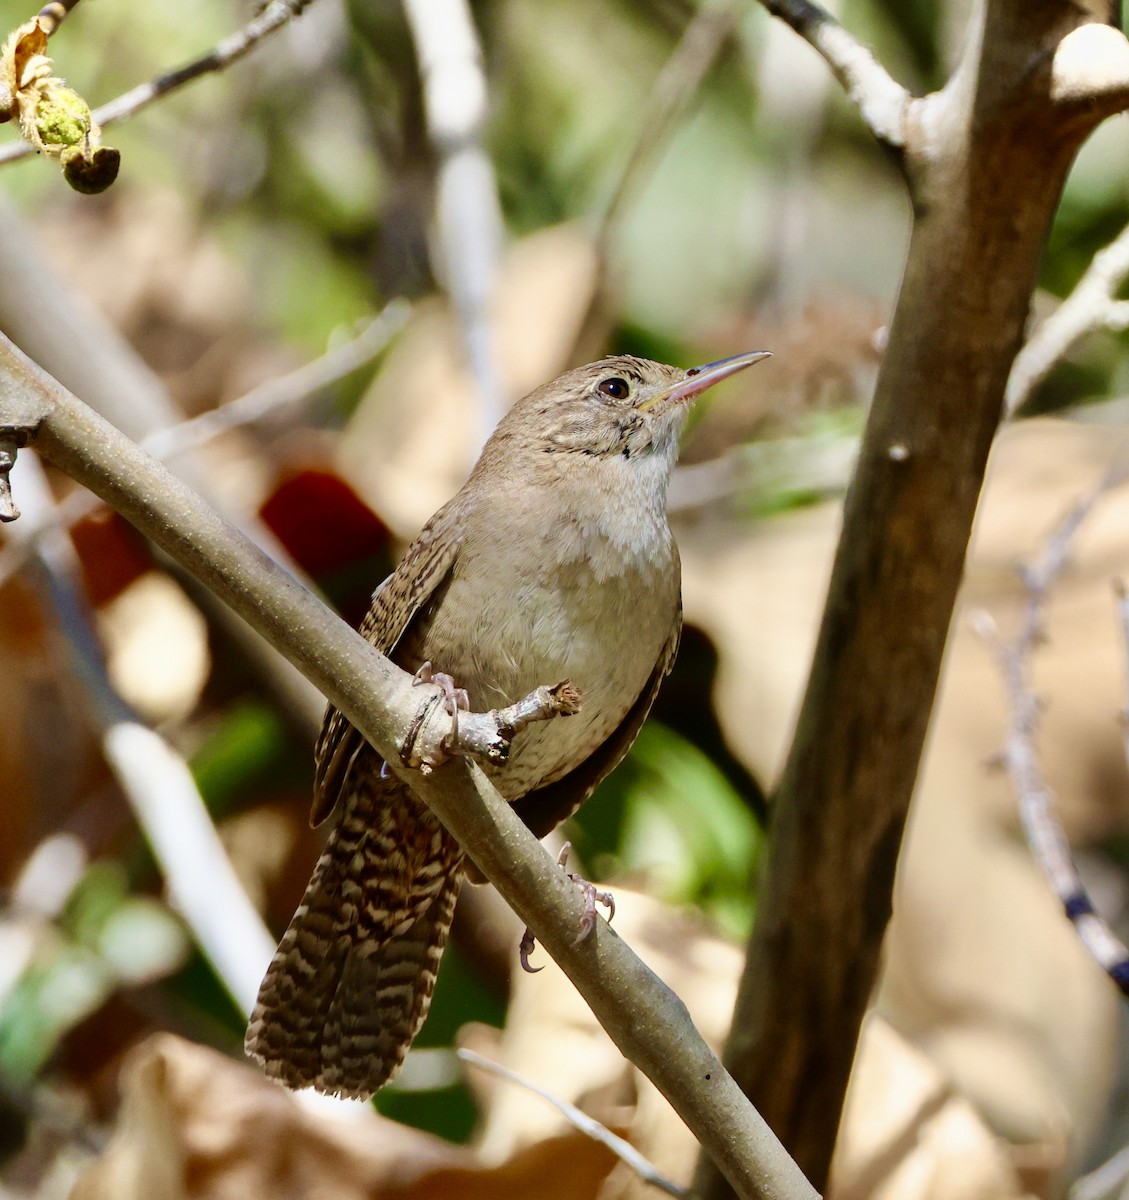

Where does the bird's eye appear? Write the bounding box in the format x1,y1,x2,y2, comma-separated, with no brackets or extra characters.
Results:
597,377,630,400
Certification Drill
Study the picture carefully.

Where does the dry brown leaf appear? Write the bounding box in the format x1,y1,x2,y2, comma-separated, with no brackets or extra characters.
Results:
72,1033,622,1200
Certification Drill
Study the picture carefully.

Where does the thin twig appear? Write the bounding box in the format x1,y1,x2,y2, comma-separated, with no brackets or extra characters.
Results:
142,300,410,461
0,0,318,166
977,456,1129,994
759,0,909,149
0,306,406,589
593,0,743,251
36,0,83,37
1006,221,1129,416
458,1048,690,1199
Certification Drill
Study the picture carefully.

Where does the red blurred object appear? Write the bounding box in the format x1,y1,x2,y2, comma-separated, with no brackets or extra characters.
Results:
259,468,391,581
70,510,154,607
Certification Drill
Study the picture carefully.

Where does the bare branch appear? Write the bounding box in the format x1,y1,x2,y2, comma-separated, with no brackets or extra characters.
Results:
0,0,317,167
0,333,817,1200
697,7,1129,1195
1007,221,1129,416
977,459,1129,992
759,0,909,149
0,303,408,590
594,0,743,250
143,301,410,461
459,1048,690,1199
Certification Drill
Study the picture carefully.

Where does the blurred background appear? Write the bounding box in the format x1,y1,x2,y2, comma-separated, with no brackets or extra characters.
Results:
1,1,1129,1197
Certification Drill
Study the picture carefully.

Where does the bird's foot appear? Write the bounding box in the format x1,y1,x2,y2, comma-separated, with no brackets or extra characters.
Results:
518,927,542,974
414,660,470,717
401,661,472,771
557,841,615,940
401,675,580,775
518,842,614,973
413,660,470,745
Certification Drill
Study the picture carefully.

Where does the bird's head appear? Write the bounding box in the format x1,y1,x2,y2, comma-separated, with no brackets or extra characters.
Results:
485,350,771,469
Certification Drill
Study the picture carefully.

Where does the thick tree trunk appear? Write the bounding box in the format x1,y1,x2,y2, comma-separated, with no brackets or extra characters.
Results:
697,3,1129,1194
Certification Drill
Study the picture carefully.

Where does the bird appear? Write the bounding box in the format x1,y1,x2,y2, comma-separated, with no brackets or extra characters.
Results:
245,349,770,1099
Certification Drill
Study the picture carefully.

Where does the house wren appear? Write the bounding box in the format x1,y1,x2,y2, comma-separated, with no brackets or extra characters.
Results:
245,349,770,1099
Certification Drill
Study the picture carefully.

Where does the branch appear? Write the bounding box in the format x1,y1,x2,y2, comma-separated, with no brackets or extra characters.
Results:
976,460,1129,991
142,301,410,460
0,334,817,1200
758,0,909,149
458,1048,689,1199
1006,220,1129,416
593,0,743,250
0,302,409,588
0,190,326,739
0,0,317,167
697,7,1129,1197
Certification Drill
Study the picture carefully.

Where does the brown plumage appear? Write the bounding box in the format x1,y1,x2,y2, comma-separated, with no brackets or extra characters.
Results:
245,350,769,1099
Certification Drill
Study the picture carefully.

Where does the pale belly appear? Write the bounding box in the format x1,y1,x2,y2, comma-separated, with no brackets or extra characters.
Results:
412,551,678,798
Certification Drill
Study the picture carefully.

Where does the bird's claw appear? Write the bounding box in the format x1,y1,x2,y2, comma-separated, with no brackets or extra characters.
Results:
517,843,615,971
518,928,543,974
414,660,470,745
555,841,614,942
574,881,616,942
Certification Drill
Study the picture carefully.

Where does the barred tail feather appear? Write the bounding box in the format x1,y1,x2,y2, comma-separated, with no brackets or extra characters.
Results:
245,779,462,1099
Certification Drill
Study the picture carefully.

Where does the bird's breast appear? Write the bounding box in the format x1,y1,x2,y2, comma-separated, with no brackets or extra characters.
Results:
413,509,679,798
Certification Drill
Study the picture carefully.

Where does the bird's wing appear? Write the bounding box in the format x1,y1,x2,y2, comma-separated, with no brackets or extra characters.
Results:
508,606,682,841
310,507,462,827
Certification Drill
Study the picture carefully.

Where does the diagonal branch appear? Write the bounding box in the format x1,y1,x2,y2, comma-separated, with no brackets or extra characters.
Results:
758,0,910,150
593,0,744,250
458,1048,690,1199
1006,220,1129,416
0,333,816,1200
9,450,278,1016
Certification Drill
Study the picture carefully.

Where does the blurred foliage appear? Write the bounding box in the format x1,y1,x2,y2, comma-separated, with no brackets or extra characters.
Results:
574,722,762,940
0,0,1129,1183
0,862,188,1083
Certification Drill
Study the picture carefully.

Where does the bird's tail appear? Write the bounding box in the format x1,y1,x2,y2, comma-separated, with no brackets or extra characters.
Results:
245,777,462,1099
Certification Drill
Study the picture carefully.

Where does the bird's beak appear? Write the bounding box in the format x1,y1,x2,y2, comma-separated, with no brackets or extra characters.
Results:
639,350,772,412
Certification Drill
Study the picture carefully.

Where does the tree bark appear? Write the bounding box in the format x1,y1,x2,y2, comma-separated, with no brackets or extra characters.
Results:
696,3,1129,1194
